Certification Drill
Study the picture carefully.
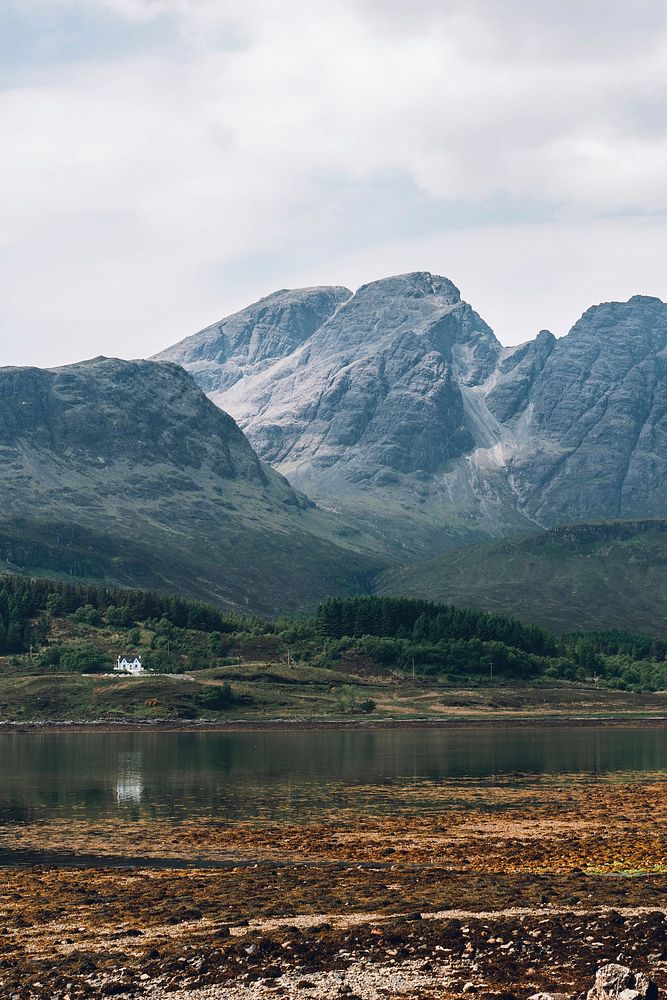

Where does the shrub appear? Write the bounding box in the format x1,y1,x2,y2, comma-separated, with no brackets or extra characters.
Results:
59,644,108,673
73,604,102,626
199,682,236,711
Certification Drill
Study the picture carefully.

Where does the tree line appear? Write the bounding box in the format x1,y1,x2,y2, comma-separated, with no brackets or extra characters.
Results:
2,575,667,691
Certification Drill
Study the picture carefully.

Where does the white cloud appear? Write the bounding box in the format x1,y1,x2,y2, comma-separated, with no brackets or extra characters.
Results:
1,0,666,366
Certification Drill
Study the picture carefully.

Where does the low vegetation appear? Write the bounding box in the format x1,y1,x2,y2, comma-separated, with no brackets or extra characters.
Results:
377,519,667,637
1,576,667,721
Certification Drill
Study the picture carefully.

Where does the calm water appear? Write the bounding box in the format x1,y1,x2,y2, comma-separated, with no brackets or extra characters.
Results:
0,726,665,826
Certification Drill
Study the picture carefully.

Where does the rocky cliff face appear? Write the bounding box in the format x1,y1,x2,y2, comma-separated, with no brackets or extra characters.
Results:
504,296,667,524
212,273,501,483
154,286,351,394
0,358,381,612
159,274,667,556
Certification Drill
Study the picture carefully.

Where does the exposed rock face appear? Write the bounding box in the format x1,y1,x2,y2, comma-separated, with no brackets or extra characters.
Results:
485,328,556,423
0,358,380,612
210,273,501,483
154,286,351,395
159,274,667,556
0,357,267,506
507,296,667,524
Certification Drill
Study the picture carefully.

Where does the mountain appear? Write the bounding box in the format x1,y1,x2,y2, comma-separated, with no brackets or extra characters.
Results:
155,285,351,396
159,274,667,557
376,519,667,637
0,358,381,613
493,295,667,524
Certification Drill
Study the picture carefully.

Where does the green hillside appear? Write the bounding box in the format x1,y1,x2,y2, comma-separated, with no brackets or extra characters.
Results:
2,577,667,722
376,519,667,637
0,358,383,615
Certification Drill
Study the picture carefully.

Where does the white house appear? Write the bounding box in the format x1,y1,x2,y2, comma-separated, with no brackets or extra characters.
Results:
115,656,144,675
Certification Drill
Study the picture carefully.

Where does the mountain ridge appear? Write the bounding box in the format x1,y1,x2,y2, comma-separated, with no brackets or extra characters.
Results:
0,357,383,613
158,272,667,556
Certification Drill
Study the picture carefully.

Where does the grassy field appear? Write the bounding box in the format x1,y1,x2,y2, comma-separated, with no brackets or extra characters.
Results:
2,661,667,723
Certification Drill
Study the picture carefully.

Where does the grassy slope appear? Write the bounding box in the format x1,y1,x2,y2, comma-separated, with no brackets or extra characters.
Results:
1,614,666,722
2,667,666,723
0,509,382,618
376,520,667,636
0,358,385,615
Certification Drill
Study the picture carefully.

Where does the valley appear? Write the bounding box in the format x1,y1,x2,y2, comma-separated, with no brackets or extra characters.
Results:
2,276,667,639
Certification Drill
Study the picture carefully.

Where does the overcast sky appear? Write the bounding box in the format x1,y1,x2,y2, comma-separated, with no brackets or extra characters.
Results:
2,0,666,367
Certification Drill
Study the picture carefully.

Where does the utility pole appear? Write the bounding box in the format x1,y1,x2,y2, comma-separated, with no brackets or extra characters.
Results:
490,660,494,682
287,648,292,667
412,656,415,680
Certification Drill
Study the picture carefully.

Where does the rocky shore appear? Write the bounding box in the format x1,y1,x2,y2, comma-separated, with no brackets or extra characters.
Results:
1,716,667,733
0,775,666,998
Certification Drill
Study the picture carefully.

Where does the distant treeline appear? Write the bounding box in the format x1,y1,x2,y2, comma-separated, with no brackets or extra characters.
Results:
315,596,557,655
2,575,667,691
0,575,255,654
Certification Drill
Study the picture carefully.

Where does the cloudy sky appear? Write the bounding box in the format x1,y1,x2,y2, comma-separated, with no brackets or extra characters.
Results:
2,0,666,367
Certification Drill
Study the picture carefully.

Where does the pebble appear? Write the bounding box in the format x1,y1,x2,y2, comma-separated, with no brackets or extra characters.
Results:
144,956,456,999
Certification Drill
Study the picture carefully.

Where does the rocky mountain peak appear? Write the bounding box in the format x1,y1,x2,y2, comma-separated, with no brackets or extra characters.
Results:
627,293,664,306
0,356,266,484
312,272,469,354
156,276,667,557
354,271,461,303
507,293,667,524
194,272,502,484
154,284,351,394
566,295,667,348
0,356,381,612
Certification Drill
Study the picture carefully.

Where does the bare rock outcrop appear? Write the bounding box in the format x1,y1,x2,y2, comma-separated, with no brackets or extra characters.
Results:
159,273,667,556
586,963,658,1000
529,963,659,1000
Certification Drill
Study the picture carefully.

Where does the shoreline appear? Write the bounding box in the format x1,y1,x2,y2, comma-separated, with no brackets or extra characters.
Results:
2,778,667,997
1,714,667,733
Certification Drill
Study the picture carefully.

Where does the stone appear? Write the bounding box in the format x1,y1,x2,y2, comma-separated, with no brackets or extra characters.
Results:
586,963,658,1000
155,285,352,395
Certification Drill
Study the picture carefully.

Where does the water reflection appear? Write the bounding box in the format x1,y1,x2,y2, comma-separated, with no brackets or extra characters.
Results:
115,751,144,805
0,727,664,825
